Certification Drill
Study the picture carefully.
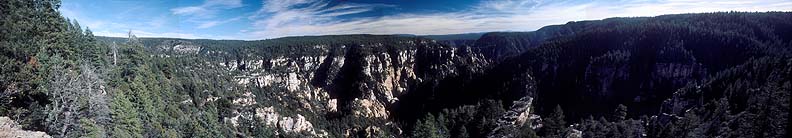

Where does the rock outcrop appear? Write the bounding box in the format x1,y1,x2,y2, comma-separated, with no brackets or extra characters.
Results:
0,117,51,138
173,36,492,137
488,97,536,138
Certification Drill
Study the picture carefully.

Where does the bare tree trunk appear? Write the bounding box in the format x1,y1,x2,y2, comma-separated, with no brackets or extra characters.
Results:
112,42,118,66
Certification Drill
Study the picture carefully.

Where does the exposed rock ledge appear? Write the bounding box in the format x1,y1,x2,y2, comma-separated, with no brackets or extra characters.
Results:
0,117,51,138
488,97,535,138
255,107,328,137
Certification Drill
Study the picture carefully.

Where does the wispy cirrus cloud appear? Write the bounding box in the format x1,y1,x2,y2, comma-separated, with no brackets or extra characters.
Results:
171,0,243,18
243,0,792,39
171,0,244,29
60,0,792,40
197,17,243,29
93,30,195,39
60,0,238,39
246,0,394,38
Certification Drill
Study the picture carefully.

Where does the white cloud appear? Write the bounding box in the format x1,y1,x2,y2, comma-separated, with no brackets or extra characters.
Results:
171,0,245,29
244,0,792,39
259,0,312,13
59,1,238,40
172,7,209,16
246,0,390,38
197,21,220,29
171,0,243,18
197,17,242,29
250,0,391,19
98,30,235,40
60,0,792,40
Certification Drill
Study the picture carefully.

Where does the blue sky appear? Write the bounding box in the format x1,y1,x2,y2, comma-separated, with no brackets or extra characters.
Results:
60,0,792,40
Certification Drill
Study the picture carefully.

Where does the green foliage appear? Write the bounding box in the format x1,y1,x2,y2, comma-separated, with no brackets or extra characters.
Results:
612,104,627,122
80,118,106,138
0,0,65,120
239,113,276,138
473,100,505,136
408,100,511,138
541,105,567,138
515,124,539,138
109,89,144,138
457,126,469,138
646,57,791,138
578,105,644,138
413,113,441,138
435,113,450,138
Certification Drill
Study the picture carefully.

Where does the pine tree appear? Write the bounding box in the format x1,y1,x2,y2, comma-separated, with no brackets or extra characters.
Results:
541,105,567,138
516,123,539,138
250,115,275,138
413,113,440,138
613,104,627,121
109,89,144,138
675,111,703,137
80,118,106,138
436,113,450,138
458,126,469,138
474,100,505,137
597,117,610,137
707,98,731,137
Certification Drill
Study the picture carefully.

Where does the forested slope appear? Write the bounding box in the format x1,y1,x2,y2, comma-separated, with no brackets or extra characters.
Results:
479,12,792,137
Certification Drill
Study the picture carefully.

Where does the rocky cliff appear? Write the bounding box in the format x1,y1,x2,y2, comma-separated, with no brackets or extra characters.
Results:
0,117,51,138
143,35,496,137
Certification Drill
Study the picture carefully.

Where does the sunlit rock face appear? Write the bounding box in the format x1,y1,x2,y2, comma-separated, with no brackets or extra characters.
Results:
254,106,329,137
174,38,491,137
488,95,537,137
154,40,202,55
0,117,51,138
